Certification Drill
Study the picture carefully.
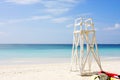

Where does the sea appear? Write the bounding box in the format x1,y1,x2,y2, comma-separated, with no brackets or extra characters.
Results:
0,44,120,60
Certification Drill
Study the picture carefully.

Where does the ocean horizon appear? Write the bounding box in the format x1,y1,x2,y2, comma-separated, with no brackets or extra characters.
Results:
0,44,120,59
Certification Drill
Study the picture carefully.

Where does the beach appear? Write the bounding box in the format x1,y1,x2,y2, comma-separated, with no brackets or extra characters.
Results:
0,0,120,80
0,58,120,80
0,44,119,80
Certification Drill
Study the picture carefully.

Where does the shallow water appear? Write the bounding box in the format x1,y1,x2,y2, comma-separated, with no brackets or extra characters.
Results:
0,44,119,60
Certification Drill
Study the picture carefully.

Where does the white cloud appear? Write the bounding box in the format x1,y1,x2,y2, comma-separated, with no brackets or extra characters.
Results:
44,8,69,15
30,15,52,20
66,23,74,28
41,0,77,8
103,23,120,30
56,0,79,3
0,22,4,25
5,0,39,4
5,0,84,15
114,23,120,28
6,0,81,5
51,17,70,23
40,0,83,15
0,15,52,25
0,15,71,25
0,32,7,36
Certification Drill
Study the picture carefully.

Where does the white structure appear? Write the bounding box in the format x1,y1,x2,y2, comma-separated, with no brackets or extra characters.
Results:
71,17,102,76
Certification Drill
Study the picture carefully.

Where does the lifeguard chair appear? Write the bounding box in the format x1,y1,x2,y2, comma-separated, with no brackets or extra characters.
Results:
71,17,102,76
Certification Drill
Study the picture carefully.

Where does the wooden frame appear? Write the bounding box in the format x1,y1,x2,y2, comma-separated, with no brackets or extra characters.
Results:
71,17,102,76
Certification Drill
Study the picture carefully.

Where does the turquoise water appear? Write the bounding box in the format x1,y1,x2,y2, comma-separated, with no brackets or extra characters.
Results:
0,44,120,60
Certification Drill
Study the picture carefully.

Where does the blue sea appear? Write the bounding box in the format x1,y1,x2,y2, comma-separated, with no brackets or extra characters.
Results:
0,44,120,60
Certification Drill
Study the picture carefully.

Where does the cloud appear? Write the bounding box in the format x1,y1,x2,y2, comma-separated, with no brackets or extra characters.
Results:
44,8,69,15
41,0,79,8
51,17,70,23
5,0,84,15
0,22,4,25
30,15,52,20
0,15,52,25
103,23,120,30
0,16,70,25
5,0,39,4
41,0,81,15
56,0,80,3
0,32,7,36
66,23,74,28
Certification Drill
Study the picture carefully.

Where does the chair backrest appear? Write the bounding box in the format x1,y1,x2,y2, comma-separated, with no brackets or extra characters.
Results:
74,17,94,31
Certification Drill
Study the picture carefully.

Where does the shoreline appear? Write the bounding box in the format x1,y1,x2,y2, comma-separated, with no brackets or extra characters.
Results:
0,56,119,65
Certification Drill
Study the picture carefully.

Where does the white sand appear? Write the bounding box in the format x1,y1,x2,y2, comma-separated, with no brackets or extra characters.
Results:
0,58,119,80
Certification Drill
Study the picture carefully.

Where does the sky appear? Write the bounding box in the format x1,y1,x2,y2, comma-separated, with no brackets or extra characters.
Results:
0,0,120,44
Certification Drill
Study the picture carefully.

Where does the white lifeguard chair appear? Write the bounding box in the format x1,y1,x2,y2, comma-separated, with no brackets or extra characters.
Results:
71,17,102,76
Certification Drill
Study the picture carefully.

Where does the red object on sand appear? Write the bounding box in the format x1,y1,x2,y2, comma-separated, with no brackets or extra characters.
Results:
98,71,120,78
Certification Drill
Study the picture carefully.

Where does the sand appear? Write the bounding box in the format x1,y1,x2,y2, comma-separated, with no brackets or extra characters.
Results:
0,58,119,80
